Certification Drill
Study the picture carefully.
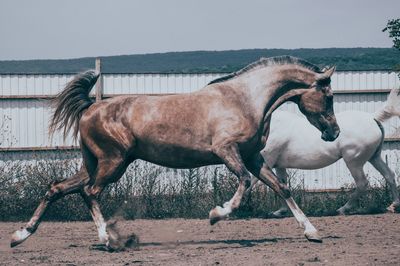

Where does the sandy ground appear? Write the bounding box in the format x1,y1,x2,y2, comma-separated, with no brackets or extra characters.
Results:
0,214,399,265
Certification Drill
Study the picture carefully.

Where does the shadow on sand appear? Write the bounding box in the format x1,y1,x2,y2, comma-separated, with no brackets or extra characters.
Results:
90,235,341,252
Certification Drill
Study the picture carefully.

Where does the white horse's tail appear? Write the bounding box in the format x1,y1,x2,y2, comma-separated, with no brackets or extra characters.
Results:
374,88,400,122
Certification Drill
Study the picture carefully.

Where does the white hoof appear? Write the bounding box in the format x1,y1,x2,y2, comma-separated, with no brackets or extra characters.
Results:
270,208,288,218
336,207,348,216
209,206,229,225
10,228,32,247
386,202,399,213
304,230,322,243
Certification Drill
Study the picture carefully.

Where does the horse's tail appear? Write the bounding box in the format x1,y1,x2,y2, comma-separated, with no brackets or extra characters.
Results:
374,88,400,123
49,70,99,140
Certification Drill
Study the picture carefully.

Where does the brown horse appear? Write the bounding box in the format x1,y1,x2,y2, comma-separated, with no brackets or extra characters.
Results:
11,56,339,250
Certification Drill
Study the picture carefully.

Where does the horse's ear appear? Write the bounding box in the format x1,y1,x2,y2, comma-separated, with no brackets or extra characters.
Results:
318,66,336,80
321,65,332,72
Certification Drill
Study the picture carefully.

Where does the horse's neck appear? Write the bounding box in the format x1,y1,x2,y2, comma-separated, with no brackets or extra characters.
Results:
246,66,312,112
374,108,393,122
236,68,293,122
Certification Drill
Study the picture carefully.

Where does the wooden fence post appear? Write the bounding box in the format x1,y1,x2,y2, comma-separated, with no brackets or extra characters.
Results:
95,58,103,101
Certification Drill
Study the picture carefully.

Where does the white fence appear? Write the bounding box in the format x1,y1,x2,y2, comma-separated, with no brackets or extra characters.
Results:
1,70,400,190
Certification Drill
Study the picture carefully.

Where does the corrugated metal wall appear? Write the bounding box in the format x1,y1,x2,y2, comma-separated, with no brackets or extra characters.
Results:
1,71,398,96
1,71,400,190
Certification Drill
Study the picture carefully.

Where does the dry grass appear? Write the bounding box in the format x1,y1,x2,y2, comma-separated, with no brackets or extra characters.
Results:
0,156,396,221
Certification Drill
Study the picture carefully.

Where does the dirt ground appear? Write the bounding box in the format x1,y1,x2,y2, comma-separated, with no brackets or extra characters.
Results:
0,214,399,266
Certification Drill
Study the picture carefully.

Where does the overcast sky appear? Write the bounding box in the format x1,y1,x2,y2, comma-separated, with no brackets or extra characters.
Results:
0,0,399,60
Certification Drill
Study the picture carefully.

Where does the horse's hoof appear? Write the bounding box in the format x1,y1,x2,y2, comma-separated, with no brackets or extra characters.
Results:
90,243,125,253
105,244,120,252
336,208,347,216
89,243,108,251
105,221,140,252
209,209,221,225
387,205,396,213
269,213,284,219
386,202,400,213
209,207,227,225
305,231,323,243
269,209,288,218
10,228,31,248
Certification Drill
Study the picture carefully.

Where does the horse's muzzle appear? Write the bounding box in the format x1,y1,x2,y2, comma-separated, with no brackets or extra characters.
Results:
321,128,340,142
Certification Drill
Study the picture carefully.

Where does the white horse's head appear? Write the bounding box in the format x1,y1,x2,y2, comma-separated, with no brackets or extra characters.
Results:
384,88,400,116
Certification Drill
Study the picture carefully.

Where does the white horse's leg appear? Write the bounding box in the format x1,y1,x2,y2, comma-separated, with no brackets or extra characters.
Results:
243,175,259,198
245,169,289,218
270,168,289,217
369,156,400,212
247,154,322,242
337,163,368,215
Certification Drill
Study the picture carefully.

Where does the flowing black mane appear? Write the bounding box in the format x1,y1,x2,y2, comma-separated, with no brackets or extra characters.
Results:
208,56,322,85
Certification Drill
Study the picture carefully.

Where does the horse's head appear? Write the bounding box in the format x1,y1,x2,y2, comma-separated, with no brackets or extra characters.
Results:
208,56,340,142
296,66,340,142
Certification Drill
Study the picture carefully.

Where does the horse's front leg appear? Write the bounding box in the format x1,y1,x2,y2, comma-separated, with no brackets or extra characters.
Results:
337,162,368,215
246,153,322,243
209,144,252,225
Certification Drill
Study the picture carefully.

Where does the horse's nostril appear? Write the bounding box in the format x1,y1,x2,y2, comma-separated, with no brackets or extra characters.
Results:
334,130,340,139
321,130,338,142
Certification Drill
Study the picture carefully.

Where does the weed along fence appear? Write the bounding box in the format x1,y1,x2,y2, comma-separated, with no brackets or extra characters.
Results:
1,59,400,191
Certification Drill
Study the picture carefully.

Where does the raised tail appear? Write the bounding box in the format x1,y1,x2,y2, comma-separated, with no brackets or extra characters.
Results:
49,70,99,140
374,88,400,123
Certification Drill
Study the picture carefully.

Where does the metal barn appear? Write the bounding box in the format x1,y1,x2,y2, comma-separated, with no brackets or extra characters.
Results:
1,69,400,190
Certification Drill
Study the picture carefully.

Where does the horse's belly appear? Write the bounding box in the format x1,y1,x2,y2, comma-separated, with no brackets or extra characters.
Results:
275,154,338,169
274,145,340,170
134,142,221,168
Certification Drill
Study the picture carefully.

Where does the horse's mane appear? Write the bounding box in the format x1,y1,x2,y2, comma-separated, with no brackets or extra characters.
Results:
208,56,322,85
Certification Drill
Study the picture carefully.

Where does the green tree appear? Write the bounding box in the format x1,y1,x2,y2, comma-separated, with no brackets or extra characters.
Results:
383,19,400,50
383,18,400,74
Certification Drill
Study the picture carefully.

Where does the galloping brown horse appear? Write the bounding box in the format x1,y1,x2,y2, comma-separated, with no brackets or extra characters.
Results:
11,56,339,250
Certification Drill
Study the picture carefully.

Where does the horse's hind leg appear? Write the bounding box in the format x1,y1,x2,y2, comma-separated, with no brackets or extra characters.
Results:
337,162,368,215
10,167,89,247
369,155,400,212
80,187,109,244
246,154,322,242
81,157,130,251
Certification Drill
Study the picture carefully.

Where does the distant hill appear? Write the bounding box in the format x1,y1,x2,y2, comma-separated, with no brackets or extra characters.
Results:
0,48,399,74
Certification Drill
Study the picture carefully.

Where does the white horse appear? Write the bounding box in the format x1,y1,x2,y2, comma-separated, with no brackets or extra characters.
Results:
249,88,400,216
